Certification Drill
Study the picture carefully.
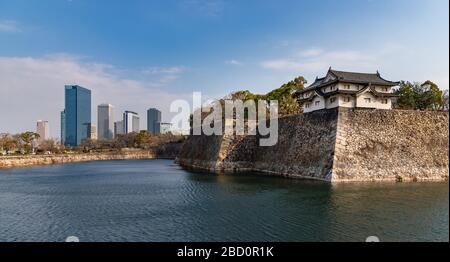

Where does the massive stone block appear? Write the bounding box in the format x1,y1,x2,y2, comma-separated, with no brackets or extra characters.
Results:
332,109,449,182
176,109,449,182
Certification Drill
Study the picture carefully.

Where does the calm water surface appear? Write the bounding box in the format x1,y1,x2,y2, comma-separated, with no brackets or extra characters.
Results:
0,160,448,242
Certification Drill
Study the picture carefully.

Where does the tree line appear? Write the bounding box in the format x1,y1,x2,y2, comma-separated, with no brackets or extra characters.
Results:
0,131,185,156
0,132,60,155
224,77,448,114
393,80,448,110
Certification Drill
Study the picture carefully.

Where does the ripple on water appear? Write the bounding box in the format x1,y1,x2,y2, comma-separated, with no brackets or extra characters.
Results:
0,160,448,242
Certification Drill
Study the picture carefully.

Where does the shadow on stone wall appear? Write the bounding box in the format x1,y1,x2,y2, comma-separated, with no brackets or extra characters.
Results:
177,108,449,182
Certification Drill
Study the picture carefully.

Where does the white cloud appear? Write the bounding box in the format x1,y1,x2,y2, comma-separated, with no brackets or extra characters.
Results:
0,55,190,138
142,66,185,75
298,48,324,57
225,59,242,66
0,20,20,32
261,49,376,73
261,45,449,90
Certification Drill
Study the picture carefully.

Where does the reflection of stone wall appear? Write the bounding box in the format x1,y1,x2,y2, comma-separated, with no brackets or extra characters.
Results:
177,108,449,182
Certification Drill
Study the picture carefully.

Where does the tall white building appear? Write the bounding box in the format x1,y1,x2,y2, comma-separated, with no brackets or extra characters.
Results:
97,104,114,140
36,120,49,142
123,111,140,133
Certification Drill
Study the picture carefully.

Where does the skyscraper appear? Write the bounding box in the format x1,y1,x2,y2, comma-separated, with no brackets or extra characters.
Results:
147,108,161,134
114,120,124,136
123,111,140,133
60,110,65,145
97,104,114,140
36,120,49,142
64,85,91,146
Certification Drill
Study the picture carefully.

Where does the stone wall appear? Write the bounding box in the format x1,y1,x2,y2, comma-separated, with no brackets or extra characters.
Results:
333,109,449,182
177,109,339,180
177,108,449,182
252,110,337,180
1,150,157,169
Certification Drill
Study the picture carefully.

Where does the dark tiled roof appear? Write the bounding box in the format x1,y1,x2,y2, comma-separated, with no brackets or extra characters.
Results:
308,77,326,88
329,70,399,86
295,69,399,95
297,77,326,93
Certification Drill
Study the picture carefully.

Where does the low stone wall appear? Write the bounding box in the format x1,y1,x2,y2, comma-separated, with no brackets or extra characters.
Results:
0,150,157,169
177,108,449,182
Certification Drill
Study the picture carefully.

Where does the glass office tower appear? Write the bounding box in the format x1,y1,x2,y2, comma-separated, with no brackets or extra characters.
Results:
64,85,91,146
97,104,114,140
147,108,161,134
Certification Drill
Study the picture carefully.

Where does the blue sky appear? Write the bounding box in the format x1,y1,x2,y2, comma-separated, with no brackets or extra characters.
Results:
0,0,449,137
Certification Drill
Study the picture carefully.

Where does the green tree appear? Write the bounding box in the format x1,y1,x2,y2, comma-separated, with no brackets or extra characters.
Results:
395,81,416,109
135,130,152,148
224,76,307,116
420,80,443,110
395,80,444,110
265,76,307,116
19,132,40,153
189,75,308,124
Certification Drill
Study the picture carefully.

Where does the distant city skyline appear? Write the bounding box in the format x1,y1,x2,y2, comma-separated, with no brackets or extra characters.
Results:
18,98,169,141
0,0,448,137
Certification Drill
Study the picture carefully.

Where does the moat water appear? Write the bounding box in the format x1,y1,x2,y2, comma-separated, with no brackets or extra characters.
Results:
0,159,448,242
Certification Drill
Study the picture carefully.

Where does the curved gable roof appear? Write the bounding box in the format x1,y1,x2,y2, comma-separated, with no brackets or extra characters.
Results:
295,68,399,95
329,69,399,86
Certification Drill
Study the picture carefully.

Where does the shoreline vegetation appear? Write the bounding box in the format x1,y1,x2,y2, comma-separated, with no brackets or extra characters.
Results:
0,132,185,169
0,149,165,169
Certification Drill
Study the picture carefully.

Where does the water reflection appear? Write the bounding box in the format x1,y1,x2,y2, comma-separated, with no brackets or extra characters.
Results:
0,160,447,242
